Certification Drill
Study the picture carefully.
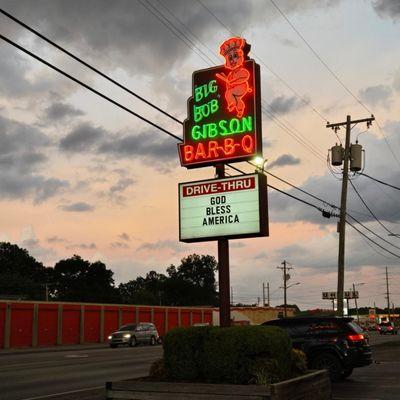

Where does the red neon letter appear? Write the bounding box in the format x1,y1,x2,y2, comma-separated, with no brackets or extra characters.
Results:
184,145,194,162
242,134,254,153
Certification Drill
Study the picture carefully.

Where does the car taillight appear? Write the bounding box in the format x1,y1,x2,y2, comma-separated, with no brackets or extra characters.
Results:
388,326,393,330
347,333,365,342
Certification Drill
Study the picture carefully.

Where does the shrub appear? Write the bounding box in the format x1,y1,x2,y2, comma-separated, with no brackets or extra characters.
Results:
162,325,292,384
290,348,307,377
163,326,212,381
149,358,166,380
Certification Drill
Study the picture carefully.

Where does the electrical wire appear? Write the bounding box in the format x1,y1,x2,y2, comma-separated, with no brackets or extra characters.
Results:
268,0,400,170
0,34,182,142
0,7,183,125
197,0,329,124
358,172,400,192
349,179,394,235
2,31,399,262
346,220,400,259
268,0,371,115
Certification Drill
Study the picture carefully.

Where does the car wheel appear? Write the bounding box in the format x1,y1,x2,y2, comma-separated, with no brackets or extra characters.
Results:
150,336,156,346
129,336,137,347
341,368,353,379
311,352,343,381
110,344,117,348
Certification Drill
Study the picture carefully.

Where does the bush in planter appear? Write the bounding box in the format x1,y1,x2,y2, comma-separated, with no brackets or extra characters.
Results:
163,325,292,384
203,325,292,384
163,326,212,381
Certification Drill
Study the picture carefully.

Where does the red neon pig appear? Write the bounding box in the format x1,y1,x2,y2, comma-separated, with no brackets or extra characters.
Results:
216,37,252,118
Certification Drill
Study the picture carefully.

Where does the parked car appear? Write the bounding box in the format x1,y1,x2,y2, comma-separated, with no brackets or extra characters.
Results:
262,317,372,381
378,322,398,335
108,323,160,348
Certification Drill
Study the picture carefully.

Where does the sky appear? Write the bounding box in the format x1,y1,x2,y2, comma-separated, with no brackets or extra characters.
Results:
0,0,399,310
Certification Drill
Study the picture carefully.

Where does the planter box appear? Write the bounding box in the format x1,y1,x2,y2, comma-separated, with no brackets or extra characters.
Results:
106,370,331,400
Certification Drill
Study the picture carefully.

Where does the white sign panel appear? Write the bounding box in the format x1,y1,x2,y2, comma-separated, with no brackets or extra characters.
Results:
322,291,337,300
179,173,268,242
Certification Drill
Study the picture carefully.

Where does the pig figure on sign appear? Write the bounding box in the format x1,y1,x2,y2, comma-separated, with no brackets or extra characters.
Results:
216,37,252,118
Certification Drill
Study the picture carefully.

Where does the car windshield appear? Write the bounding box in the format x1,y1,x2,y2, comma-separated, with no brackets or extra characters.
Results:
347,321,363,333
118,324,136,331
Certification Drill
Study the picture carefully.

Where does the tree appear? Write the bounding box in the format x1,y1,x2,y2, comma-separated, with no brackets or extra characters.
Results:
0,242,49,300
119,254,218,307
52,255,120,303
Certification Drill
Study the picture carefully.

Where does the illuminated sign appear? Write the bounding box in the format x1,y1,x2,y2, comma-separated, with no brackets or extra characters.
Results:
179,173,268,242
178,37,262,168
322,291,359,300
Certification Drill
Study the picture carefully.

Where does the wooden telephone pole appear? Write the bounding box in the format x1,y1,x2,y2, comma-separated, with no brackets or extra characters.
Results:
326,115,374,316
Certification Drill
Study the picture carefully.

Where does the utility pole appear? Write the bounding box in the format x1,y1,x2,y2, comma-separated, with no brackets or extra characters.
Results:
326,115,374,316
277,261,293,318
353,283,360,323
267,282,270,307
385,267,391,322
216,164,231,327
262,283,266,307
230,286,233,306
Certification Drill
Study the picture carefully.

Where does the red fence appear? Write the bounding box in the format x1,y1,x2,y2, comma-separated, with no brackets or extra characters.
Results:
0,300,213,349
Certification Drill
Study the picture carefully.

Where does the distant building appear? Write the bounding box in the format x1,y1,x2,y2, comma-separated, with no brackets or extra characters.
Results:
212,306,296,326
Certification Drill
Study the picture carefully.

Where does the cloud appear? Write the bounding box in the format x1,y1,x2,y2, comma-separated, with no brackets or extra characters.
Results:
359,84,393,107
0,0,342,79
109,178,135,194
269,154,301,169
268,129,400,226
118,233,130,241
268,95,306,116
372,0,400,22
60,123,105,152
44,102,84,121
47,236,66,243
137,239,185,253
111,242,129,249
61,202,95,212
66,242,97,250
0,171,69,203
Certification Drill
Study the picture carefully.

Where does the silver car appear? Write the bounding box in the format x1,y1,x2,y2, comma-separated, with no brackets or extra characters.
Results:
108,323,159,348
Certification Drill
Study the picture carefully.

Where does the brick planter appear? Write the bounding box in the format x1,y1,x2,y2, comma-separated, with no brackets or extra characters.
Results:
106,370,331,400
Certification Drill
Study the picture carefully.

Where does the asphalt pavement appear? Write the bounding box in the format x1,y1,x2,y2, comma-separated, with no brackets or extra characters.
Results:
0,344,162,400
1,331,399,400
333,332,400,400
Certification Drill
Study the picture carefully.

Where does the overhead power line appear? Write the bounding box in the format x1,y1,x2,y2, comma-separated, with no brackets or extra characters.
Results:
346,220,400,259
197,0,329,124
0,7,183,125
268,0,400,170
269,0,371,115
0,34,182,142
349,179,394,236
2,30,398,262
359,172,400,191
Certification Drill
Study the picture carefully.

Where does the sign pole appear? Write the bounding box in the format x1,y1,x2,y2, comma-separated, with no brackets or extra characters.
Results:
216,164,231,327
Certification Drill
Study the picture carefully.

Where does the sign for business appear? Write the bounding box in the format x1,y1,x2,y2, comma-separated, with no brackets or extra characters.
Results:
322,291,337,300
322,291,359,300
179,173,268,242
178,37,262,168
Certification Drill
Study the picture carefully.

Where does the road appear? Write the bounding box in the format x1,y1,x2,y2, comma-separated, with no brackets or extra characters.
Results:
0,344,162,400
1,332,399,400
333,332,400,400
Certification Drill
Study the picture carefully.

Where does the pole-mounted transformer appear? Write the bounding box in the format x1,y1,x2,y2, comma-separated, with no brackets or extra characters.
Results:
331,144,344,166
350,142,363,171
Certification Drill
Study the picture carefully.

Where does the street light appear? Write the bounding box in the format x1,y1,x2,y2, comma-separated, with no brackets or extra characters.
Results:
352,282,365,323
253,156,268,172
287,282,301,289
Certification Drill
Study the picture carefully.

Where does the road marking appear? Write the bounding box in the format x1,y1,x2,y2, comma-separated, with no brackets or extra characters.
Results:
18,386,103,400
64,354,89,358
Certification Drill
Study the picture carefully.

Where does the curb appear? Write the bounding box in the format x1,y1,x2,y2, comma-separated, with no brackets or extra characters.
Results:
0,343,108,356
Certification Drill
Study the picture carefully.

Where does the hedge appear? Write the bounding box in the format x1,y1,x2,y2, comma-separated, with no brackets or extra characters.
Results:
162,325,293,384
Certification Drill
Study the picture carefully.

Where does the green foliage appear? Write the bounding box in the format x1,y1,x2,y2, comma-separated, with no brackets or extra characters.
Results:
52,255,120,303
290,348,308,377
0,242,49,300
163,326,212,381
163,325,292,385
120,254,218,306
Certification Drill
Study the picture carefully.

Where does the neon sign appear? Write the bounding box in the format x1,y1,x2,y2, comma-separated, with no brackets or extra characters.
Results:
178,37,262,168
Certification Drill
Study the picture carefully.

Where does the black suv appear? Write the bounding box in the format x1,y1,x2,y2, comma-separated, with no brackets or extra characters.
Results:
263,317,372,380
